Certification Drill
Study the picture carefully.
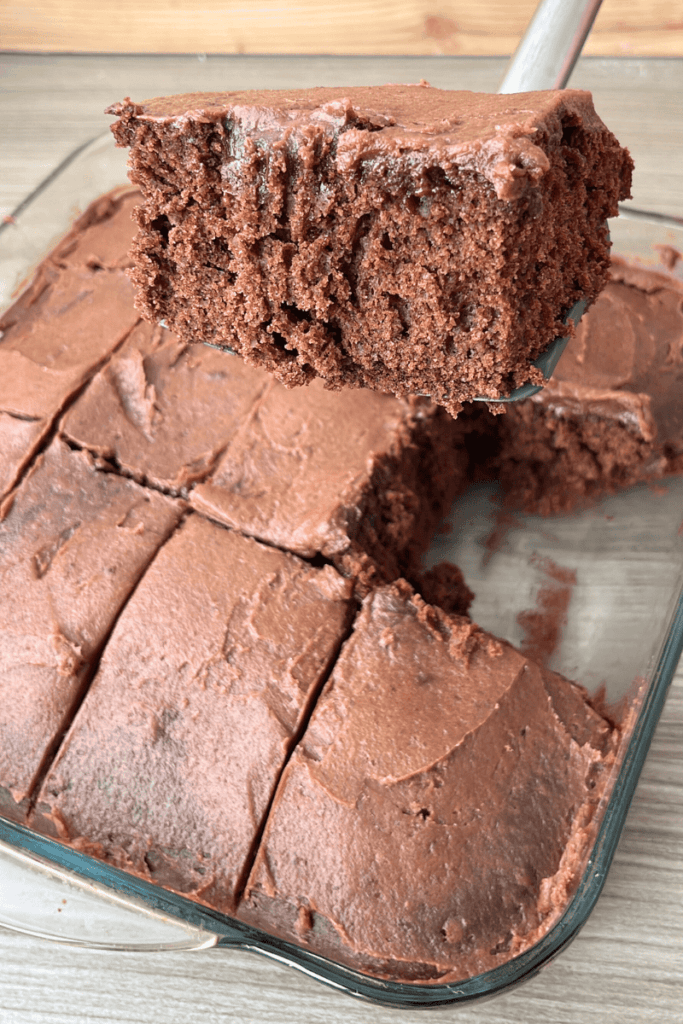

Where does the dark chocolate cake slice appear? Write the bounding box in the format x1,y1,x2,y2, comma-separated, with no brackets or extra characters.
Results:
108,85,633,415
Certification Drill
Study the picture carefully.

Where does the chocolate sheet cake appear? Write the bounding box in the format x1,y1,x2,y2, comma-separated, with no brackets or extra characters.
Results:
108,85,633,414
0,437,182,823
239,582,617,982
32,515,354,912
1,183,678,988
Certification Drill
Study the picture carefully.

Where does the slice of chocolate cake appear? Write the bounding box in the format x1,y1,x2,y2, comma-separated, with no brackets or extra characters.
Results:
61,320,268,494
485,259,683,512
32,515,354,912
108,85,632,414
239,581,617,983
190,378,468,594
0,437,183,823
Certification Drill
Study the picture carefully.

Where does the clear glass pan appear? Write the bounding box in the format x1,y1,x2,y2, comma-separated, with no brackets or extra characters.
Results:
0,130,682,1010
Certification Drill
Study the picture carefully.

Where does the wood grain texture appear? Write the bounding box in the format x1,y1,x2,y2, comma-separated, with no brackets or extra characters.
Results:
2,0,683,56
0,53,682,1024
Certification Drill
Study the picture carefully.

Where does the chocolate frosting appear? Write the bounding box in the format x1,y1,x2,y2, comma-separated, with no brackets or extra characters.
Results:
0,265,138,499
0,437,182,813
112,86,609,202
33,515,354,911
63,320,268,493
50,188,140,270
241,582,615,982
0,414,47,502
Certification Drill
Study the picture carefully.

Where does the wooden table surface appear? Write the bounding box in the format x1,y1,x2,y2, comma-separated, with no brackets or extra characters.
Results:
3,0,683,56
0,54,682,1024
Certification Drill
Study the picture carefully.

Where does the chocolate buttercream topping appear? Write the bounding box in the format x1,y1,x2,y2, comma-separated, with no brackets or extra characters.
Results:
240,582,616,982
0,414,47,504
0,268,137,417
0,437,182,813
62,320,268,493
110,86,612,201
33,515,354,911
51,188,140,270
0,264,138,499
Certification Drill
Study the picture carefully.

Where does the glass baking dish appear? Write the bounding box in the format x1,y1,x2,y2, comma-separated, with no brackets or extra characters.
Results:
0,130,682,1010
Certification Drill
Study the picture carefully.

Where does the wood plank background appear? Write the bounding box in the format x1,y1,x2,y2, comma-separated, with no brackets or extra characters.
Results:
2,0,683,56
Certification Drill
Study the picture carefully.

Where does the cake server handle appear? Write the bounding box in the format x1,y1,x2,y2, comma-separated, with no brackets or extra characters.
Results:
498,0,604,94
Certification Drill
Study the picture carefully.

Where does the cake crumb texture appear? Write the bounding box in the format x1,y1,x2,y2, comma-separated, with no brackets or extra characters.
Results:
109,85,632,413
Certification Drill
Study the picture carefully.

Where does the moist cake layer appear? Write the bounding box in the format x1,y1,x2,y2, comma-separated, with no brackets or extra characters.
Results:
108,85,632,414
239,582,616,983
0,437,183,823
32,515,354,912
489,258,683,512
